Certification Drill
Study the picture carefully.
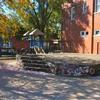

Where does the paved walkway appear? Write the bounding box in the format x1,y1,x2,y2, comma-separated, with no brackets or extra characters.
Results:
0,57,16,60
0,59,100,100
46,53,100,64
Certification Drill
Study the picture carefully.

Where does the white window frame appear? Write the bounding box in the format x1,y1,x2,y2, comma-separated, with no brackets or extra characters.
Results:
95,0,100,12
94,30,100,36
82,1,87,14
80,31,88,37
71,7,76,21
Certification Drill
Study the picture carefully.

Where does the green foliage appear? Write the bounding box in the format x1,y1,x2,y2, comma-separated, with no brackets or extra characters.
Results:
0,0,67,41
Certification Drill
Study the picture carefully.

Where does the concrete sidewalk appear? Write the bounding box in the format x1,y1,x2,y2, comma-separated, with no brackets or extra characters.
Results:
0,53,100,61
47,53,100,60
0,65,100,100
0,56,16,60
45,53,100,65
0,55,100,100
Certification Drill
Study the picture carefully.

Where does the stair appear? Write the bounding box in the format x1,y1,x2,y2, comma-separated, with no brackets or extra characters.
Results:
34,47,45,54
18,54,51,72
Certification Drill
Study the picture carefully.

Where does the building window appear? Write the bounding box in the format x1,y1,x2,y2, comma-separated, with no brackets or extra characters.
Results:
94,30,100,36
86,32,88,35
80,31,88,37
71,7,76,21
82,0,88,14
95,0,100,12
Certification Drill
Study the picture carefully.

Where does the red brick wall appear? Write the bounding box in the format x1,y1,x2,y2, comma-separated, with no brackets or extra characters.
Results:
12,37,30,50
93,13,100,54
61,0,98,54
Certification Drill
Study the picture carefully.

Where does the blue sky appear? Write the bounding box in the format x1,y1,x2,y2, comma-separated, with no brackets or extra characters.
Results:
0,0,37,16
0,1,17,18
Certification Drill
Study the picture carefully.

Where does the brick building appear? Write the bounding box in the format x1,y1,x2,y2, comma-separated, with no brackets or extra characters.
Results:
61,0,100,54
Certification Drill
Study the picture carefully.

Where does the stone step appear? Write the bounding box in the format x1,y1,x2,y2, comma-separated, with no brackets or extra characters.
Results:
21,57,45,60
23,66,50,72
22,59,46,64
23,62,47,67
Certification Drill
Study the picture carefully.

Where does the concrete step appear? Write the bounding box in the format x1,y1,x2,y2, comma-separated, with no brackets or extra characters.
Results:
22,59,46,64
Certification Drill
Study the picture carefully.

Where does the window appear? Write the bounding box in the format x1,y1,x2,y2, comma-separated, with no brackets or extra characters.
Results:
86,32,88,35
80,31,88,37
82,1,87,14
94,30,100,36
95,0,100,12
71,7,76,21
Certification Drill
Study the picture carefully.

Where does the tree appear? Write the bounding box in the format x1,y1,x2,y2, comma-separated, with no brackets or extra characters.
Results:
0,14,26,42
2,0,67,40
0,0,27,41
0,14,12,40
